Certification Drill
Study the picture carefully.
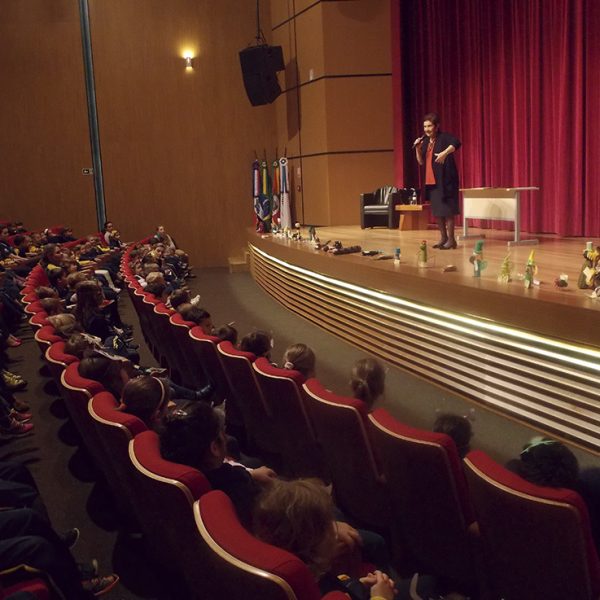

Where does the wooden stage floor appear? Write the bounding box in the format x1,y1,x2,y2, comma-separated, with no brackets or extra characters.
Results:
311,225,600,312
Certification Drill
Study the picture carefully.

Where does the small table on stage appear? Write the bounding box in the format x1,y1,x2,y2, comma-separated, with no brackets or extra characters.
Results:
460,187,539,246
395,203,431,231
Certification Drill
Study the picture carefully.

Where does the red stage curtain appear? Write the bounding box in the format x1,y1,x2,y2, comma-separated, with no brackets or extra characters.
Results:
392,0,600,236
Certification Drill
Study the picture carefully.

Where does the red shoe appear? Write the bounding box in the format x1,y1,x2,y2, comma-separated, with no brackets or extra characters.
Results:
82,574,119,596
7,335,22,348
0,419,34,436
9,409,32,423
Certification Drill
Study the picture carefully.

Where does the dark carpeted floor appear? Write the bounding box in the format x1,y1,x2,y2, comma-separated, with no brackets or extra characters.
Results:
3,267,597,599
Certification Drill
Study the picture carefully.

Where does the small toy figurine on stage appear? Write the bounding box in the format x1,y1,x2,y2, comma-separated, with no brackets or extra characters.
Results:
417,240,428,267
577,241,600,289
554,274,569,289
308,226,317,242
291,222,302,241
497,253,512,283
524,250,537,289
469,240,487,277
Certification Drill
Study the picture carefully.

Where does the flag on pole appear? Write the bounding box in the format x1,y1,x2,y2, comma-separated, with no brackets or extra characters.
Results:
271,158,281,231
259,159,272,232
252,159,261,231
252,159,272,232
279,156,292,229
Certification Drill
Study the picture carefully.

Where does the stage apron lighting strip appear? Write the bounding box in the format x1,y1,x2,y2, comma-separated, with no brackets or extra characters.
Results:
249,243,600,452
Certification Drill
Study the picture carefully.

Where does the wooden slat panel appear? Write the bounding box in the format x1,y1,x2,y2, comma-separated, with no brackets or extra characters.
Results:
250,243,600,451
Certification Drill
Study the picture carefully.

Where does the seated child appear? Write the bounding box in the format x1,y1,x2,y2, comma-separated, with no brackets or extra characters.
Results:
433,413,473,459
216,324,238,345
239,330,273,359
253,478,437,600
349,358,385,412
282,343,316,380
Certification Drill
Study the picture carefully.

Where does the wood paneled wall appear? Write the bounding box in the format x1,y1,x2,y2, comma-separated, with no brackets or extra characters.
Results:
1,0,276,265
271,0,394,226
1,0,393,262
0,1,97,235
88,0,277,266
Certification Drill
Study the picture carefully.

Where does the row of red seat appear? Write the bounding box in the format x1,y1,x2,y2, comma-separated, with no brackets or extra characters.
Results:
18,247,346,600
119,241,600,600
0,264,53,598
18,242,600,599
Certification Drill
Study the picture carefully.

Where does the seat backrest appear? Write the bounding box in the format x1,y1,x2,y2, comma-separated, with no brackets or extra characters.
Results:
375,185,397,205
138,293,162,360
29,311,50,329
464,449,600,600
1,577,51,599
88,391,147,522
45,341,78,387
21,291,39,304
33,326,62,353
189,326,231,405
253,358,325,478
28,264,49,287
60,362,106,467
129,287,151,347
128,430,211,586
169,312,205,389
368,408,474,583
217,341,280,456
195,490,346,600
24,300,44,315
151,303,178,377
301,378,389,529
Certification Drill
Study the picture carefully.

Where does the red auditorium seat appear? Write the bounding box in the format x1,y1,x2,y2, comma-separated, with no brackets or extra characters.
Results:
60,362,106,468
253,357,326,478
301,378,390,530
151,303,182,381
188,326,231,406
138,293,163,360
169,312,204,389
145,298,170,368
129,287,153,352
0,576,50,599
194,490,347,600
88,391,147,522
217,341,281,458
128,430,211,592
24,300,43,315
44,341,78,387
24,264,49,289
29,311,50,329
19,286,36,299
21,291,39,304
33,326,62,353
464,449,600,600
368,409,476,584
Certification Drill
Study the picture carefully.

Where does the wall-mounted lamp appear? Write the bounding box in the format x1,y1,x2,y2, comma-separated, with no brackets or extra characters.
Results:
182,49,196,70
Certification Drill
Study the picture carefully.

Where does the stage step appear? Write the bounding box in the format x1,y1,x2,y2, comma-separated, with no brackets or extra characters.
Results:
228,251,249,273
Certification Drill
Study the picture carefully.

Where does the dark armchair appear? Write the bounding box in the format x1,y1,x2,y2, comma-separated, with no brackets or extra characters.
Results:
360,185,400,229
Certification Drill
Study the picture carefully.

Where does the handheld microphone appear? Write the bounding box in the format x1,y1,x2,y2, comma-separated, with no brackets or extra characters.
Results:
412,135,426,149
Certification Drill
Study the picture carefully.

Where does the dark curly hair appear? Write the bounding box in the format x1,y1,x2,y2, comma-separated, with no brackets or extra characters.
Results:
516,437,579,489
158,402,223,471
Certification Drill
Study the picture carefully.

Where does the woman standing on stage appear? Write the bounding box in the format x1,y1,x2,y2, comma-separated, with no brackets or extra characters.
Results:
414,113,461,249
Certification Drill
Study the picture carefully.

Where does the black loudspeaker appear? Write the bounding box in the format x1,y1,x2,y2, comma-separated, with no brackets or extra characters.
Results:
239,45,285,106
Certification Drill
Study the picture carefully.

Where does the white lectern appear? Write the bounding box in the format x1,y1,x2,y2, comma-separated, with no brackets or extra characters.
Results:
460,187,539,246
